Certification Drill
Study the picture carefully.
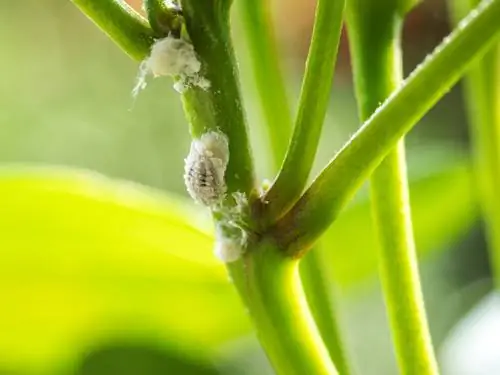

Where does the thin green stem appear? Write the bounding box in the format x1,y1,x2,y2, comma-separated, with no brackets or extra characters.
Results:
448,0,500,288
261,0,345,222
180,0,255,195
239,0,292,169
228,240,338,375
240,2,352,368
272,0,500,255
301,249,352,375
371,146,438,375
70,0,155,61
346,4,438,373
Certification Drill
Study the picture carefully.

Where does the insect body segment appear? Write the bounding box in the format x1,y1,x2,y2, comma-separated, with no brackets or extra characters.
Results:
184,131,229,207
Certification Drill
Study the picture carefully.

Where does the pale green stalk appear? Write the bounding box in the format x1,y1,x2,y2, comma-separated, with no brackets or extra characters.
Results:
448,0,500,288
239,1,352,371
229,241,338,375
71,0,154,61
261,0,345,222
300,249,352,375
346,2,438,373
273,0,500,255
239,0,292,168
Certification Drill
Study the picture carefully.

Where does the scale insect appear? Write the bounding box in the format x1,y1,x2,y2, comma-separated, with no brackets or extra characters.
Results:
184,131,229,207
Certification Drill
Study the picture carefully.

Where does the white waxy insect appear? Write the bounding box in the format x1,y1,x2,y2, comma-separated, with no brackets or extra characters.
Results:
214,237,244,263
133,35,210,96
184,131,229,207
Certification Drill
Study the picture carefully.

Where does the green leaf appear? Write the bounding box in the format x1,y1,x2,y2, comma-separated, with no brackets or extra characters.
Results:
0,157,478,371
322,153,478,289
0,166,250,373
76,343,221,375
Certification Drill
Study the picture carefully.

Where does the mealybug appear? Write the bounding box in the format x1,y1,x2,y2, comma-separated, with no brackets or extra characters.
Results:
184,131,229,207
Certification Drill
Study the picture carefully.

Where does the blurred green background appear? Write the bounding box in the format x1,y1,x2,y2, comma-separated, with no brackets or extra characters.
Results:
0,1,494,374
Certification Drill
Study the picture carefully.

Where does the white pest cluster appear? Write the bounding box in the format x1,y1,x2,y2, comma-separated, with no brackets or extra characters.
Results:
133,35,210,96
184,131,229,207
148,36,200,77
214,232,244,263
184,131,250,263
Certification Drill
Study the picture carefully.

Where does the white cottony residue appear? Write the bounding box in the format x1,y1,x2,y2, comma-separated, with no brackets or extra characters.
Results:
212,191,250,263
232,191,248,213
148,36,201,77
133,35,211,96
214,235,244,263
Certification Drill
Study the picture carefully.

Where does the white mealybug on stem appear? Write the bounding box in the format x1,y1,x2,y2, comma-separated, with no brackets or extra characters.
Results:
185,133,247,263
184,131,229,207
214,236,244,263
133,35,210,96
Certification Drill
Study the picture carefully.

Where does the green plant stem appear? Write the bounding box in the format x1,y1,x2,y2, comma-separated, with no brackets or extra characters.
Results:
228,241,338,375
239,0,292,169
180,0,255,195
239,2,352,369
300,249,352,375
371,147,438,375
177,3,338,372
346,4,438,373
261,0,345,222
272,0,500,255
71,0,154,61
448,0,500,288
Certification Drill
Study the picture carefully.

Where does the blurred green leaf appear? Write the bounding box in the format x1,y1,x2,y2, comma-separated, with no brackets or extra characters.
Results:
323,153,478,288
76,342,220,375
0,154,478,371
0,166,250,373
